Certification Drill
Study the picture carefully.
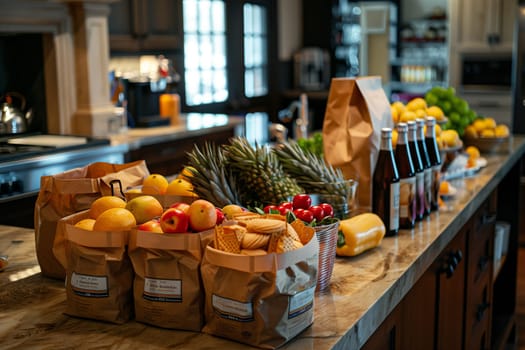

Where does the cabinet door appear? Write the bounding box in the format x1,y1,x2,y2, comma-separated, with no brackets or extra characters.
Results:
109,0,182,52
454,0,515,51
361,303,401,350
435,226,467,350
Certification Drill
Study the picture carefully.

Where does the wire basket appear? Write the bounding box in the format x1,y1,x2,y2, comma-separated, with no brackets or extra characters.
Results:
314,220,340,292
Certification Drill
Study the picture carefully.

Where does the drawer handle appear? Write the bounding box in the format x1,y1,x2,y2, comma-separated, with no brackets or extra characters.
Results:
476,302,490,321
481,214,496,225
440,249,463,278
478,255,490,272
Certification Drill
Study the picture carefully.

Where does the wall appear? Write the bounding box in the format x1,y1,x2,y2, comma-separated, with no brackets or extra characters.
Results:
277,0,302,61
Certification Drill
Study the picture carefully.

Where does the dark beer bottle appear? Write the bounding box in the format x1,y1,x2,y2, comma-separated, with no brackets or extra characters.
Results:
416,118,432,216
407,121,425,221
373,128,400,236
395,123,416,229
425,116,442,211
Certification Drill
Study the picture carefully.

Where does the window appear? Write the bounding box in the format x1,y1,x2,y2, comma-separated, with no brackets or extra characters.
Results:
183,0,228,106
182,0,273,113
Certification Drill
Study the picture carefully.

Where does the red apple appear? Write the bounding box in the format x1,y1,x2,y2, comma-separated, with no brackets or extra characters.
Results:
188,199,217,232
160,208,190,233
170,202,190,215
138,219,163,233
320,203,334,218
216,208,225,225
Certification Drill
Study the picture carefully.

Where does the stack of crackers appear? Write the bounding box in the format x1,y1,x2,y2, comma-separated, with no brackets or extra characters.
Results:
214,212,315,255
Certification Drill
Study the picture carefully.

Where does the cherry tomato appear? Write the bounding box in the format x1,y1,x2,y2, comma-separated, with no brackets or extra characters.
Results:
280,202,293,210
294,208,314,223
263,205,279,214
278,204,292,216
320,203,334,218
309,205,325,222
292,194,312,210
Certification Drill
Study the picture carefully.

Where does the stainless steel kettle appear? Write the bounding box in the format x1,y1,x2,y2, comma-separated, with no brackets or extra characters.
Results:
0,92,33,134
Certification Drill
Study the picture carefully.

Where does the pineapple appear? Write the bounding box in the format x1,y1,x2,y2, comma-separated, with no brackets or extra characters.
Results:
185,142,241,207
224,137,303,207
274,140,353,201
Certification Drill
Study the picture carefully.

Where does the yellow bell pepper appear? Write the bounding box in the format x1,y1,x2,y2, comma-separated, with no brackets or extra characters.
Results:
336,213,386,257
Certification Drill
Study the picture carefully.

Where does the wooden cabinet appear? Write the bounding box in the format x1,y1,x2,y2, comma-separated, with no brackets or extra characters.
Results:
451,0,516,52
125,128,235,175
108,0,182,52
364,191,504,349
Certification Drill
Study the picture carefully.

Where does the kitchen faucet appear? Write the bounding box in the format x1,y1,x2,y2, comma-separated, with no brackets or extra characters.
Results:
278,93,309,140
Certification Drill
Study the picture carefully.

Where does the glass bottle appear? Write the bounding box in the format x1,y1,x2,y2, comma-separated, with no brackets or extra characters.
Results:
425,116,442,211
373,128,400,236
407,121,425,221
395,123,416,229
416,118,432,216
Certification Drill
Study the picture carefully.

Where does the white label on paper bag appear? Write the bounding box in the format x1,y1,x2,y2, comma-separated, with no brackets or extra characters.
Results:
288,286,315,319
71,272,108,297
212,294,253,322
143,277,182,302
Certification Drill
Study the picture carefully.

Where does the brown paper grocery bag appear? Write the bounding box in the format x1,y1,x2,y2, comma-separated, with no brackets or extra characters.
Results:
36,160,149,279
322,76,392,210
128,229,213,331
201,235,319,349
61,211,134,324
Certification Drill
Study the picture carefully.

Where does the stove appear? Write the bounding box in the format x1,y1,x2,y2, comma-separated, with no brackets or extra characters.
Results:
0,133,128,227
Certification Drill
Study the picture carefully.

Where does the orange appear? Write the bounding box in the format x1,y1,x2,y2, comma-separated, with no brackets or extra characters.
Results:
74,218,96,231
89,196,127,219
465,146,480,161
142,174,169,195
439,180,450,195
93,208,136,231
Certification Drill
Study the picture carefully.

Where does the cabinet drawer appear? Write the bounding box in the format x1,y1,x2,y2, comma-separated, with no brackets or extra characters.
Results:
464,274,492,349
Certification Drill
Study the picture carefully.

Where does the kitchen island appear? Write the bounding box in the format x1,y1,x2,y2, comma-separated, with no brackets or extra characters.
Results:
0,136,524,350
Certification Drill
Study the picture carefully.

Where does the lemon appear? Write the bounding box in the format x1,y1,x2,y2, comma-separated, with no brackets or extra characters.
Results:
391,101,406,115
165,178,197,197
480,128,495,137
441,129,460,147
484,117,497,130
463,125,478,139
494,124,510,138
415,109,426,119
391,106,399,123
406,97,427,111
435,123,442,136
426,106,445,120
400,110,417,123
472,119,486,133
391,128,398,148
465,146,480,160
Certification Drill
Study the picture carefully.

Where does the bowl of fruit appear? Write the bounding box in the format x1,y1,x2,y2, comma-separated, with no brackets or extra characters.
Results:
462,118,511,153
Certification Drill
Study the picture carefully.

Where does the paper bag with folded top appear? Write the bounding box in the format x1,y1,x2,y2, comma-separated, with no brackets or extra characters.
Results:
127,229,213,331
60,210,134,324
201,224,319,349
322,76,393,210
36,160,149,279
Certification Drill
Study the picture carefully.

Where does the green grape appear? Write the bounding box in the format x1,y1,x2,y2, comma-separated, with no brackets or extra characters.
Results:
441,101,452,114
425,92,439,106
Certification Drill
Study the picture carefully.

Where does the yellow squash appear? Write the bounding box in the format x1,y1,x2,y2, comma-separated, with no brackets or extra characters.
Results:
336,213,386,257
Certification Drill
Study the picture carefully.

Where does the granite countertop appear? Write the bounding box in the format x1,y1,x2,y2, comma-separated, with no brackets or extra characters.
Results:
110,113,245,150
1,136,524,350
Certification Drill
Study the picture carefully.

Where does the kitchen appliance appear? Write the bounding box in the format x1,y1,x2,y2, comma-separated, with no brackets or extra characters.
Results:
124,78,170,128
458,53,513,126
0,133,127,228
294,47,331,91
0,92,34,134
